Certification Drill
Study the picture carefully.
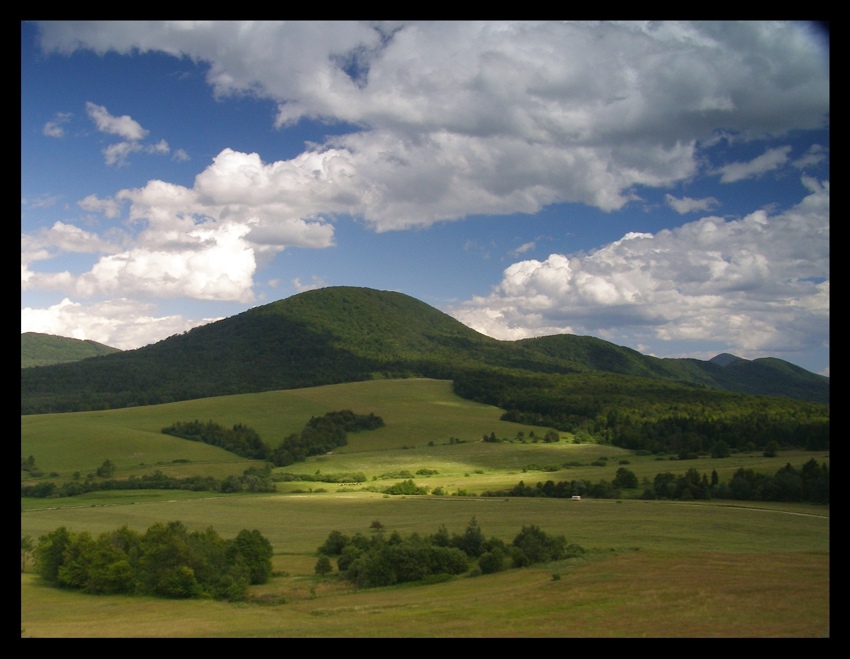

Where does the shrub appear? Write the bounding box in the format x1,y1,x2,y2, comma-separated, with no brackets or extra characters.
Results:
478,549,505,574
382,479,428,495
512,525,568,564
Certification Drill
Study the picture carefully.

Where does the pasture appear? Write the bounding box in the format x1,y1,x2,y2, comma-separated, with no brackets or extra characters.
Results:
21,494,829,637
21,379,830,637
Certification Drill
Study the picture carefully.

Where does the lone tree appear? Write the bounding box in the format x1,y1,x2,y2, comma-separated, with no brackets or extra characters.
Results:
612,467,639,489
314,555,333,576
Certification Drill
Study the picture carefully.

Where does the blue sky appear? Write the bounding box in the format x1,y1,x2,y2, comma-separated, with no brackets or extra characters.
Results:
21,21,830,375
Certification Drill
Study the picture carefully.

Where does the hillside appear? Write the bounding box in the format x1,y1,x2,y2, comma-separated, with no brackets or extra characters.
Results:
20,286,829,414
21,332,120,368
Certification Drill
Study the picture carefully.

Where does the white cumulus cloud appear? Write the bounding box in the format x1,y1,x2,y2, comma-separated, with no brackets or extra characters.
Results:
665,194,720,214
42,112,72,138
36,21,828,226
451,178,829,357
86,101,149,141
716,146,793,183
21,297,221,350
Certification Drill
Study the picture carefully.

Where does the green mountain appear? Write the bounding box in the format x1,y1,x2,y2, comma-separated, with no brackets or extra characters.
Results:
20,286,828,414
21,332,121,369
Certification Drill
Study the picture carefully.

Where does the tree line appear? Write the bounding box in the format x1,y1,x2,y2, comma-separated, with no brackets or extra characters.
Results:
21,465,276,499
22,411,384,500
30,521,273,601
452,367,829,454
314,517,585,588
481,458,829,504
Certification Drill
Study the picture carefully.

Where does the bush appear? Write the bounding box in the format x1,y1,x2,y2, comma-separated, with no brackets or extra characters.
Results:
512,525,568,564
382,479,428,495
478,549,505,574
612,467,638,489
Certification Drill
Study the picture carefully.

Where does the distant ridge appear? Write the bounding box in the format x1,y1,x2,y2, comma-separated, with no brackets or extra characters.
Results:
21,332,121,369
709,353,743,367
20,286,829,413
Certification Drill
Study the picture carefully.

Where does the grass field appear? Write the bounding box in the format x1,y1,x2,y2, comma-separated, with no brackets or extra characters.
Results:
21,379,830,637
21,494,829,638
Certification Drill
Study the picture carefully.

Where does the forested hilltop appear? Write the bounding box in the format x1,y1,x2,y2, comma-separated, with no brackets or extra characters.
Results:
21,286,828,415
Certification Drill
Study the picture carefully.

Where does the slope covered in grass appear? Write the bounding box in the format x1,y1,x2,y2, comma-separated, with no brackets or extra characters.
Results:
22,332,120,368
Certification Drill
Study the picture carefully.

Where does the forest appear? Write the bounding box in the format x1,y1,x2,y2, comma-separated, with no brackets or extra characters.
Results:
481,458,829,504
21,287,829,415
451,367,830,454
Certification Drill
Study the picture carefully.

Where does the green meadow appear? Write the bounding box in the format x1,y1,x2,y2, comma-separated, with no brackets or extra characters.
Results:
21,378,829,637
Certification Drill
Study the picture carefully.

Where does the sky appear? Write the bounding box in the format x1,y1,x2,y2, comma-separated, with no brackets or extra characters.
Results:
21,21,830,376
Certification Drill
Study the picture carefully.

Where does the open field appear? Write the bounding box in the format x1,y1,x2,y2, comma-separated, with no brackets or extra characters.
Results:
21,378,829,637
22,379,560,482
22,494,829,637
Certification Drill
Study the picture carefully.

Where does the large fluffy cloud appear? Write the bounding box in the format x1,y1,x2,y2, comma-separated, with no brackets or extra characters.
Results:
24,22,829,356
36,21,829,227
22,149,340,303
451,177,829,356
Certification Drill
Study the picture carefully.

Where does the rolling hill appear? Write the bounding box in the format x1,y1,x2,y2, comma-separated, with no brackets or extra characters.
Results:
21,332,121,368
20,286,829,414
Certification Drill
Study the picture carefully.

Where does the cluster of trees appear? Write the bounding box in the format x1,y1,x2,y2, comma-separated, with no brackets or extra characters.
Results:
21,455,40,472
315,518,583,588
452,368,829,454
482,458,829,504
162,421,267,459
274,470,367,483
161,410,384,467
307,409,385,433
676,459,829,504
606,410,829,454
271,410,384,467
31,521,273,601
642,459,829,503
484,479,616,500
21,465,276,499
380,479,430,495
21,455,44,478
482,429,560,443
643,460,829,504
